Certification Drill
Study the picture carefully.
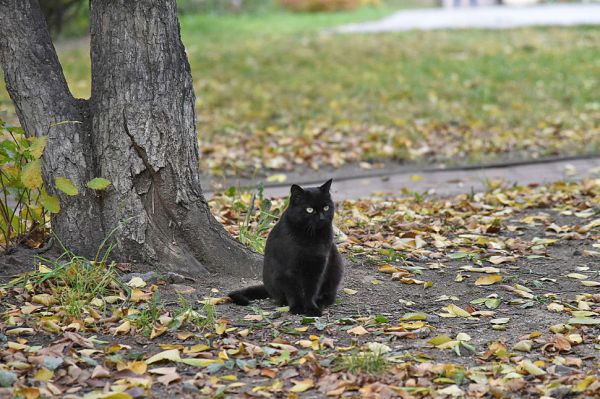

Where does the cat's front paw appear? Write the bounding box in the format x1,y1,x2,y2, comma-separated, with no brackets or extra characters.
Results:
316,294,335,308
289,305,304,315
304,306,322,317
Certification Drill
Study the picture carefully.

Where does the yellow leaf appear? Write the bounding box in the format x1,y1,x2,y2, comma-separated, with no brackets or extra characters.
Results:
427,335,452,347
581,280,600,287
488,256,515,265
126,277,147,288
41,320,61,333
21,159,43,189
184,344,210,354
199,297,231,305
513,340,533,352
519,360,546,376
18,387,40,399
38,264,52,273
113,320,131,335
128,361,147,375
401,312,428,321
5,328,34,335
55,176,79,196
461,266,500,273
567,334,582,344
347,325,368,335
29,136,48,159
475,275,503,286
266,173,287,183
573,375,597,392
150,326,168,339
86,177,112,190
98,393,133,399
40,188,60,213
567,273,588,280
180,358,220,368
446,304,471,317
130,289,151,303
290,378,314,393
31,294,57,306
176,332,195,340
378,264,400,274
146,349,182,364
547,302,564,312
215,321,227,335
34,367,54,381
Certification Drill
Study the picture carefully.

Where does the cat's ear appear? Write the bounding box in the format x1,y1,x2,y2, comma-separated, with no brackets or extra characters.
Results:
290,184,304,198
319,179,333,192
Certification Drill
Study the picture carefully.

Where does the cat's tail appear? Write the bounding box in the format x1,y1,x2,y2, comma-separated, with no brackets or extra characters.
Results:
228,285,270,306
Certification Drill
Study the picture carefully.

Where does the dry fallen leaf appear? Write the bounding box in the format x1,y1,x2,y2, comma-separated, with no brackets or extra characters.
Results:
290,378,314,393
475,275,503,286
347,325,368,335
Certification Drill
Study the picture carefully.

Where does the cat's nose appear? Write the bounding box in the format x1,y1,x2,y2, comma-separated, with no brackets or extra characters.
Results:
319,212,326,220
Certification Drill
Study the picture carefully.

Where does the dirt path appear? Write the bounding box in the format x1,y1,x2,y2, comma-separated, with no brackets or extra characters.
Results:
205,155,600,200
333,3,600,33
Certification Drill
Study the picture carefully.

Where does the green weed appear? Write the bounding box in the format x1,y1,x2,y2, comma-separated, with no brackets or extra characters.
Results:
170,295,217,331
235,185,283,254
2,230,128,321
127,291,165,336
0,121,50,251
336,349,389,374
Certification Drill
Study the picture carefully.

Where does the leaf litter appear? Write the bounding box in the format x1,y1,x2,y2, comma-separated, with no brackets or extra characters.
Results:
1,179,600,397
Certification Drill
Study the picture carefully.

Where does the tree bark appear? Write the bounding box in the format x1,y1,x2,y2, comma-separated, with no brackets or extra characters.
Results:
0,0,261,276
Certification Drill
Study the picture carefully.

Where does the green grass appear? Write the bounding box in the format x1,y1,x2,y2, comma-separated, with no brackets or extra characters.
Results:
1,1,598,176
127,291,165,336
172,295,218,330
336,349,389,374
237,186,284,254
2,251,125,320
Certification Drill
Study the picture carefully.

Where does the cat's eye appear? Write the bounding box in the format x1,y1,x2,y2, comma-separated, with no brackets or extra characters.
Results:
306,207,314,214
323,205,330,211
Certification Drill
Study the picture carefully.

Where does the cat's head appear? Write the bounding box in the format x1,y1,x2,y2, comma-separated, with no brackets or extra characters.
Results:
285,179,334,234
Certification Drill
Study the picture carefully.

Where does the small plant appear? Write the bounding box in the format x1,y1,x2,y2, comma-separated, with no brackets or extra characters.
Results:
2,229,128,321
170,295,217,331
236,185,284,254
336,346,389,374
4,253,125,322
128,291,165,336
0,121,51,252
0,119,113,252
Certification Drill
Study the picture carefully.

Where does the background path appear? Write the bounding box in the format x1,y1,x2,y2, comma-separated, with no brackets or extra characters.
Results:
205,156,600,200
333,3,600,33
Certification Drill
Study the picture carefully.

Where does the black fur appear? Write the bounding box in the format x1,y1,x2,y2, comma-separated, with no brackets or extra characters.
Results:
228,179,343,316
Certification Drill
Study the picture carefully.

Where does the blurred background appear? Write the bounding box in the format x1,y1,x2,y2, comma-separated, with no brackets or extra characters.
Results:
1,0,599,182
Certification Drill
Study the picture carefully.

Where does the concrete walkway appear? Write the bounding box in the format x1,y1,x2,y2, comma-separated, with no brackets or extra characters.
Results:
205,156,600,200
334,4,600,33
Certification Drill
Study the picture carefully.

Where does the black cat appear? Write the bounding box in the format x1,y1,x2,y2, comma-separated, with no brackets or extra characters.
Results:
228,179,343,316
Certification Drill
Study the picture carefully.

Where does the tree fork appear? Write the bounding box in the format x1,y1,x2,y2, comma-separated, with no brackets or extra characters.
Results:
0,0,261,276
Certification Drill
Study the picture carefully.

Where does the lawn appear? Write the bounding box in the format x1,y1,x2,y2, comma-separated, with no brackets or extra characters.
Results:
0,2,598,178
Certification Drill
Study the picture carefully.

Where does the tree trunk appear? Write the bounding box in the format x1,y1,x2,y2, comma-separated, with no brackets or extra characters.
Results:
0,0,261,276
